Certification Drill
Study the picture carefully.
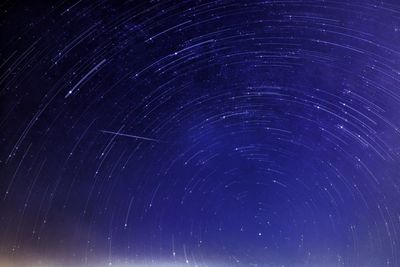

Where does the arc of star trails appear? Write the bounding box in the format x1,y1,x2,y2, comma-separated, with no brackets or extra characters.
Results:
101,130,161,142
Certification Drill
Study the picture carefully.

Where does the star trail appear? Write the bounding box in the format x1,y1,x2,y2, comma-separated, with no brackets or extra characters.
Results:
1,1,400,267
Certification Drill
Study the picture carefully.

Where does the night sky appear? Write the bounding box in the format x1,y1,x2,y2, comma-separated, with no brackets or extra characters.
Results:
1,1,400,266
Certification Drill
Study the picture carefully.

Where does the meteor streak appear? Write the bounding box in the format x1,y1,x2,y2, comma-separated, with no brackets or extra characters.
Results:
101,130,161,142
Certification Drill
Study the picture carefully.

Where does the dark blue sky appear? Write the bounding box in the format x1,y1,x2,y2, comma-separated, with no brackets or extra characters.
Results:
1,1,400,266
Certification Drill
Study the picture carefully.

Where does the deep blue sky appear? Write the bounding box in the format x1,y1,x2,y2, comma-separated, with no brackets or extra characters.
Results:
1,1,400,266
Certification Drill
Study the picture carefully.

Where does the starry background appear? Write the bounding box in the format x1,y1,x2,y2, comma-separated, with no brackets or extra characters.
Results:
1,0,400,266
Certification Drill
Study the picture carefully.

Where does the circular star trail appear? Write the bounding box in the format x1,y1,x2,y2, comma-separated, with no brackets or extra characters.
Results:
1,1,400,266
